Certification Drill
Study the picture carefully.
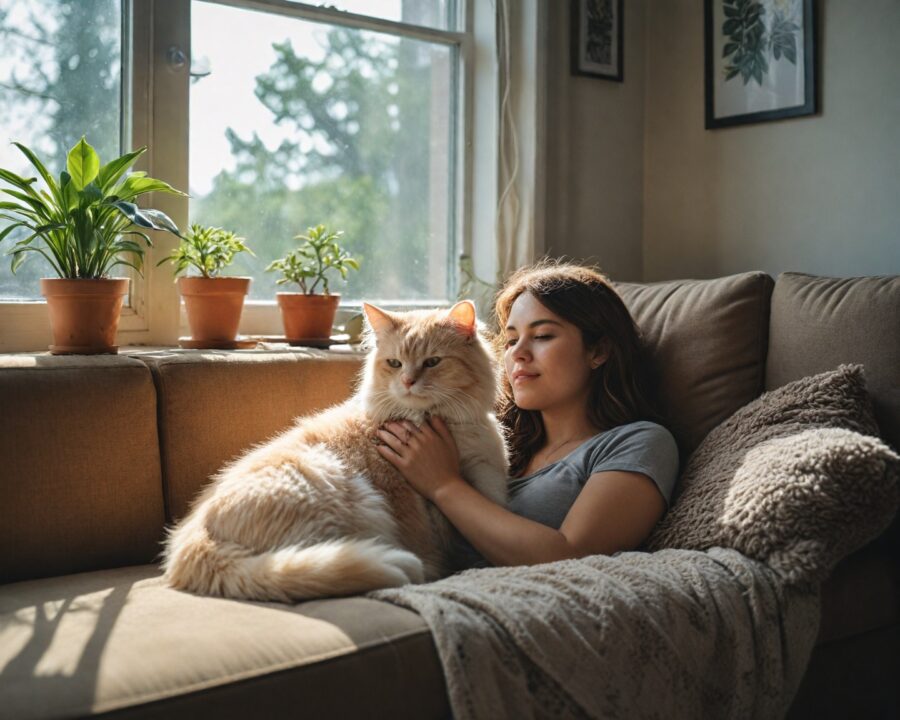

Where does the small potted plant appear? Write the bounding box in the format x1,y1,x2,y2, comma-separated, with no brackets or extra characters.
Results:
266,224,360,342
157,223,255,347
0,137,185,354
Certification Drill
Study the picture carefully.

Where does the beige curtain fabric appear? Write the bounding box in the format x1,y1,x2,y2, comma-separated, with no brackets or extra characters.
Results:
495,0,543,281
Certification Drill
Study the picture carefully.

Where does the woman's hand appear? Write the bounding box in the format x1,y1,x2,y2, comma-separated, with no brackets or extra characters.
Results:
375,416,463,502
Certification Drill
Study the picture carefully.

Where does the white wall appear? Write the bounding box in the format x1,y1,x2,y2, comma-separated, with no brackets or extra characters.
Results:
544,0,646,281
545,0,900,281
643,0,900,281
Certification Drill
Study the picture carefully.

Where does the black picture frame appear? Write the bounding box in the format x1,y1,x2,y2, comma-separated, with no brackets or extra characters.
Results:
705,0,817,129
571,0,624,82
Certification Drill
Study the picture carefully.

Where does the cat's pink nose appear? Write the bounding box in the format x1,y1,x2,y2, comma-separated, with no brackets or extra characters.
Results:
402,376,415,388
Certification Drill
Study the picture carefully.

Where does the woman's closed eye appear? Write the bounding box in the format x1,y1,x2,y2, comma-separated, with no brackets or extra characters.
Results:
505,334,553,348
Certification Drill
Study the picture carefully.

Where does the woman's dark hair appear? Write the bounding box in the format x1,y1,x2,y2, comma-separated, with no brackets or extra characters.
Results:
494,260,661,478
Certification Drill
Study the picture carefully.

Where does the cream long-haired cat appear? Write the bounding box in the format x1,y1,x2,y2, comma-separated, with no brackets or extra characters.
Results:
162,300,507,602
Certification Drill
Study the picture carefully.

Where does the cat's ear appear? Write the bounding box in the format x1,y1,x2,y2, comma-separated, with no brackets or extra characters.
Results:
362,303,397,334
446,300,477,338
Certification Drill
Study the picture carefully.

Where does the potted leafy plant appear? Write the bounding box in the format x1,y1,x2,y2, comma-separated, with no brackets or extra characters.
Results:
157,223,255,347
266,224,359,342
0,137,185,354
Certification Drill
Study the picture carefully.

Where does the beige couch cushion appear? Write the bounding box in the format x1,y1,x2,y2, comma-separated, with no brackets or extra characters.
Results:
615,272,774,460
134,350,364,522
0,355,164,583
765,272,900,452
0,565,447,719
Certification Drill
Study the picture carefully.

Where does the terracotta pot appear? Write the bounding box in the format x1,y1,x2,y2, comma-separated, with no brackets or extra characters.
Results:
40,277,129,355
179,276,251,343
276,293,340,340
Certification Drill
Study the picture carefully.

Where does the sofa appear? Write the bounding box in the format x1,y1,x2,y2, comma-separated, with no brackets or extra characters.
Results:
0,270,897,719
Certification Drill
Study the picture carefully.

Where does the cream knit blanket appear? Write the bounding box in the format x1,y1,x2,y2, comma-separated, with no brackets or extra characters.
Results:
371,548,820,720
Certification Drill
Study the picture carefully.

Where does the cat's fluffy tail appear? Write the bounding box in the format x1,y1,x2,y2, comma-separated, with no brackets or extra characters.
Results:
163,527,425,602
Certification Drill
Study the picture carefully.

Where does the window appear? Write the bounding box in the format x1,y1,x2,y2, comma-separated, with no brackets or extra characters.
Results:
189,1,458,303
0,0,521,350
0,0,126,301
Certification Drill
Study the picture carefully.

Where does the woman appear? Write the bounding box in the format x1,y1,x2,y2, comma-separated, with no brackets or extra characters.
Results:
376,262,678,567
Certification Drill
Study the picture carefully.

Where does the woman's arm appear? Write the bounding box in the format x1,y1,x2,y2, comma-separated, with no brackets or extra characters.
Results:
377,418,666,567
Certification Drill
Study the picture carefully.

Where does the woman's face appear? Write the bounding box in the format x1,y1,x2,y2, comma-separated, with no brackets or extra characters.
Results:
503,292,605,413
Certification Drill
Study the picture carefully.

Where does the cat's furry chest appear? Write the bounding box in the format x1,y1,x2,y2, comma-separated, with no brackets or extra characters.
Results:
291,405,451,564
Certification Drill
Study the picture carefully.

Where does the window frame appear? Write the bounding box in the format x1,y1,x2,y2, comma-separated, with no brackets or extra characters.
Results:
154,0,484,343
0,0,527,351
0,0,153,349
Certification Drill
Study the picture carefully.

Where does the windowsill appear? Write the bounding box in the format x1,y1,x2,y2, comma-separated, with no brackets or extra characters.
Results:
122,342,365,356
1,343,366,359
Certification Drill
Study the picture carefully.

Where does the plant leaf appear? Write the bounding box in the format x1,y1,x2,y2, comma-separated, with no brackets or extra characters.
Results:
0,168,40,196
112,239,145,254
59,171,80,211
0,220,28,243
109,200,158,229
107,257,144,275
79,182,104,207
96,147,146,192
10,243,64,276
67,137,101,191
12,141,61,200
0,188,51,219
10,249,29,273
131,208,182,236
783,42,796,64
723,18,741,35
114,174,187,201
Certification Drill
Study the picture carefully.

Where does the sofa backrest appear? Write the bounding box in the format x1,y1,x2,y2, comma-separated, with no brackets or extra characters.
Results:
138,351,364,523
4,271,895,583
0,355,165,583
615,272,775,462
765,272,900,453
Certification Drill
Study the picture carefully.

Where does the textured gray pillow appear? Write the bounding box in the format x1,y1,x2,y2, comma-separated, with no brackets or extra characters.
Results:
646,365,900,584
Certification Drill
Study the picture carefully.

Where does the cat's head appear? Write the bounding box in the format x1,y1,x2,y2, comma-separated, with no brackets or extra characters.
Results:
359,301,499,422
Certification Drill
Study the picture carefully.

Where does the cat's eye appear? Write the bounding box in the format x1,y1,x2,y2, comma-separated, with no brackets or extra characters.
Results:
423,357,441,368
386,359,401,368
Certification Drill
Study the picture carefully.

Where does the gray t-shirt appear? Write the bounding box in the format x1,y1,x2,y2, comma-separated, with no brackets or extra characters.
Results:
506,420,679,530
451,421,679,569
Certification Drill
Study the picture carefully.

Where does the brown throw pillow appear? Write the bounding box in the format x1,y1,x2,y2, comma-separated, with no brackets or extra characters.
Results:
645,365,900,585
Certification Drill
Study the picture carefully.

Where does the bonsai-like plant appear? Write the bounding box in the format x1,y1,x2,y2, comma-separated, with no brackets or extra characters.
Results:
0,137,185,277
157,223,255,278
266,224,359,294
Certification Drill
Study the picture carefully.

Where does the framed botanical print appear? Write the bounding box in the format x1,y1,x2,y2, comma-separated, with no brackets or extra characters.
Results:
571,0,624,82
704,0,817,128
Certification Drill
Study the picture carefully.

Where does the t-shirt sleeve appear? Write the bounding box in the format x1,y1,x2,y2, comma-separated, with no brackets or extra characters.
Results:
587,422,680,508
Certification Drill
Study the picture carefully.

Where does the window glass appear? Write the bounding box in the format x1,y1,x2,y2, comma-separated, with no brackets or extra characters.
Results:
190,0,456,302
300,0,457,32
0,0,123,300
